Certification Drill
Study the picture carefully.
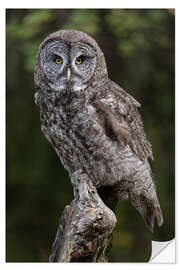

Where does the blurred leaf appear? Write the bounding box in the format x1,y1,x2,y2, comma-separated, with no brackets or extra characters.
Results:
64,9,100,35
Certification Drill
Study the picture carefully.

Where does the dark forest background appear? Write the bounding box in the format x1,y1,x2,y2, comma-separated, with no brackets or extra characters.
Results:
6,9,175,262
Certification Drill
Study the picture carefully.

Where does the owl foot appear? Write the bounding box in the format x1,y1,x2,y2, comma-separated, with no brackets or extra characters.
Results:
71,169,83,185
129,192,163,233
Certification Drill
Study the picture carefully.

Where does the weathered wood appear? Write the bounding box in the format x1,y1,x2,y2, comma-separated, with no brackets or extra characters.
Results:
49,171,117,262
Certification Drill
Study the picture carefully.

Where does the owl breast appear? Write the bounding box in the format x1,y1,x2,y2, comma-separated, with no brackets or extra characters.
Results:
40,94,143,188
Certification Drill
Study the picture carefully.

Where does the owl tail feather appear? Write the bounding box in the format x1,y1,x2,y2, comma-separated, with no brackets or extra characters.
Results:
129,192,163,233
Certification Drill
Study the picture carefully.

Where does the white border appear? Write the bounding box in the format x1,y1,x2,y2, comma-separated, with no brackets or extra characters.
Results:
1,1,178,268
0,0,178,9
0,7,5,265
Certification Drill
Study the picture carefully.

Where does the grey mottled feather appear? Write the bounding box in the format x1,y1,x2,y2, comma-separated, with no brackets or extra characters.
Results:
94,80,154,161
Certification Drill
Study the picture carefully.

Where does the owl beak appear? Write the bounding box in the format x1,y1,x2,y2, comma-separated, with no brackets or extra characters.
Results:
67,68,71,81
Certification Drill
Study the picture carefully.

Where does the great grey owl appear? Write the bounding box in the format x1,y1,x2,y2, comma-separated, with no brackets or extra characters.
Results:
34,30,163,232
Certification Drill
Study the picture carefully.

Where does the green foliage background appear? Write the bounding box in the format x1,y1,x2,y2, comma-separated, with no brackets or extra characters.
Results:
6,9,175,262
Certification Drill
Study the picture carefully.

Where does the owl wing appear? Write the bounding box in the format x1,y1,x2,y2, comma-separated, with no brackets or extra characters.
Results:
94,81,154,161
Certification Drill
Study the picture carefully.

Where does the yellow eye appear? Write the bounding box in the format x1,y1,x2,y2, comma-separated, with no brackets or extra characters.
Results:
55,57,63,65
76,56,83,65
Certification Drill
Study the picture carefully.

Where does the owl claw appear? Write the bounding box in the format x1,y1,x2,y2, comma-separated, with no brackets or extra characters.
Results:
143,204,163,233
71,169,83,184
129,192,163,232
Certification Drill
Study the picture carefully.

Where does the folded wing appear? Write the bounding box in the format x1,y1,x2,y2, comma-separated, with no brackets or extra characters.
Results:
94,80,154,161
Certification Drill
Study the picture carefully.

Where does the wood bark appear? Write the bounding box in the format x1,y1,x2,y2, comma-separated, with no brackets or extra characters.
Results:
49,172,117,262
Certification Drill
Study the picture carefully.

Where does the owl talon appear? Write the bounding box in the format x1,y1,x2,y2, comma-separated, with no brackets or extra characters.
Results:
71,169,83,184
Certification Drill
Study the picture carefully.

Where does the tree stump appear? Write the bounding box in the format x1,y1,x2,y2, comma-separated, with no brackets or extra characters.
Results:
49,171,117,262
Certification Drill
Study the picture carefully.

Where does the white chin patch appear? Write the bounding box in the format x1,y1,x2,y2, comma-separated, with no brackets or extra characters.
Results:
73,83,87,92
49,81,87,93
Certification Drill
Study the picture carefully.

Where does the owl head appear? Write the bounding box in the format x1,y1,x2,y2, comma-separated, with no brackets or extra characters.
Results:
34,30,108,96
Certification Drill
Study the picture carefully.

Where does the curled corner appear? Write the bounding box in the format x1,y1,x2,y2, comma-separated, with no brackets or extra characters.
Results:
150,239,175,263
